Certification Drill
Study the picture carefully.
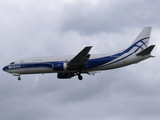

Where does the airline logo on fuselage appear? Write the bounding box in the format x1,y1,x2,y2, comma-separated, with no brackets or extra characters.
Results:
8,65,21,69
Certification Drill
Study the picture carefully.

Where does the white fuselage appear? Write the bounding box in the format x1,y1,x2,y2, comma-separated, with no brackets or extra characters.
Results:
3,51,149,75
2,27,154,80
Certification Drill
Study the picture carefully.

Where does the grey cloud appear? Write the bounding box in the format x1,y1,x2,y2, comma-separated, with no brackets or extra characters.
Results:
0,0,160,120
60,0,160,35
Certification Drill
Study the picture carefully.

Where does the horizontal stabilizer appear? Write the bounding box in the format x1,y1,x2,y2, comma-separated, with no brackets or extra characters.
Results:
137,45,155,56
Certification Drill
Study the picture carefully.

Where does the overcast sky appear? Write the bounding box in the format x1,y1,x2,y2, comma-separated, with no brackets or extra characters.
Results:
1,0,160,120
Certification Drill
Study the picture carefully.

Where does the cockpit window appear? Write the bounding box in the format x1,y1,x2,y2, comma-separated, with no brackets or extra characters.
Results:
10,62,15,64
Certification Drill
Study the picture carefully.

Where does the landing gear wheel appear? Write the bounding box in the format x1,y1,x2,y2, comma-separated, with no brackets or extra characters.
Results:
18,76,21,81
78,75,83,80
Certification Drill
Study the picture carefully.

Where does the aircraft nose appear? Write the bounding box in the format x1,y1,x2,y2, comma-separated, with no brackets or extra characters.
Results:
2,66,8,72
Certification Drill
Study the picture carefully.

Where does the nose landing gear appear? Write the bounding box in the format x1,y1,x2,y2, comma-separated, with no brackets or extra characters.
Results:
13,73,21,81
17,76,21,81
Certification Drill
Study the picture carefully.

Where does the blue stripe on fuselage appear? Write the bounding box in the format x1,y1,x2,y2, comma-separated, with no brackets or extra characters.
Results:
123,37,149,53
4,63,53,71
86,53,122,68
87,37,149,69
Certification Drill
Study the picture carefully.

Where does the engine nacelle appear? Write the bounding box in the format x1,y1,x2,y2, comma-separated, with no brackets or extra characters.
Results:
57,73,75,79
53,62,67,71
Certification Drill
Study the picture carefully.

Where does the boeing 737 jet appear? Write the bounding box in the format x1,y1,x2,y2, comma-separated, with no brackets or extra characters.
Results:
3,27,155,80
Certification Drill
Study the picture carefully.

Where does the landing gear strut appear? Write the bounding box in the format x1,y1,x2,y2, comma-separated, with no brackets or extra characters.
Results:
17,76,21,81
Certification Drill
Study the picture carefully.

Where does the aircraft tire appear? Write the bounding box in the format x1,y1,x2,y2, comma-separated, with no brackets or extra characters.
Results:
18,76,21,81
78,75,83,80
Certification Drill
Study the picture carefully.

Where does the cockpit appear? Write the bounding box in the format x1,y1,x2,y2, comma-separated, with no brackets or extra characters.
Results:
9,59,24,65
10,62,15,64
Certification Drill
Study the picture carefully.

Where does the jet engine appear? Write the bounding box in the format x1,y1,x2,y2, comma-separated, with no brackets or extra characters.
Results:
52,62,68,71
57,72,75,79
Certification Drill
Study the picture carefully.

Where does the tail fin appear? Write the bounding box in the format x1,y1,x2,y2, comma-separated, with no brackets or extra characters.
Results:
126,27,152,53
131,27,152,47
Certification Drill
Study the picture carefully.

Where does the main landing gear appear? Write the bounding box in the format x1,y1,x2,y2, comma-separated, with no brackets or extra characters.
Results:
78,74,83,80
77,72,83,80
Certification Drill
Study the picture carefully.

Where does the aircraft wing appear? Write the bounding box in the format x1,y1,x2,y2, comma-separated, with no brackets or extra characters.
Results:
67,46,92,70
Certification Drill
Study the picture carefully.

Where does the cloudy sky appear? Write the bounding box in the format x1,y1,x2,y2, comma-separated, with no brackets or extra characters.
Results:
1,0,160,120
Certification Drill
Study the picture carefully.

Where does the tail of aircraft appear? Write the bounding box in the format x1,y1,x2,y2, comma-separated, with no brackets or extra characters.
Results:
125,27,154,54
131,27,152,47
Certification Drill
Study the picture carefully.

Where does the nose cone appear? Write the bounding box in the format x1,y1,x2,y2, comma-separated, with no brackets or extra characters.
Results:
2,66,9,72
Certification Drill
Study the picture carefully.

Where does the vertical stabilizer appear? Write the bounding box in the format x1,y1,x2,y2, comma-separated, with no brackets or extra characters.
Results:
126,27,152,53
131,27,152,47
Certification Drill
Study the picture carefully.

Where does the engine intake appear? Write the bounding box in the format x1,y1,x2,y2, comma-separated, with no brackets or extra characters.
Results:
53,62,67,71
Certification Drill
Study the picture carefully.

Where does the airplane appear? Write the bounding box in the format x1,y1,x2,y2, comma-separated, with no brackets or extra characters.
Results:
3,27,155,80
